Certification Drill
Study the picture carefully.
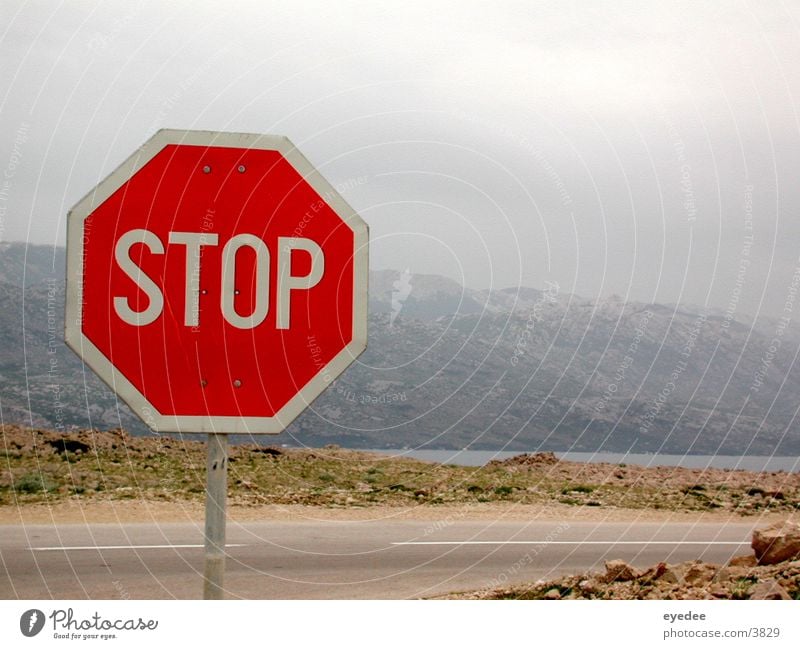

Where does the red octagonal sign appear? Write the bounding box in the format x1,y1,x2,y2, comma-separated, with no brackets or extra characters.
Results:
65,130,368,434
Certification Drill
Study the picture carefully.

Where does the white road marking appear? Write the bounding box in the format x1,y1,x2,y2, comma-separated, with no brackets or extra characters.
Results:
392,540,748,546
30,544,247,551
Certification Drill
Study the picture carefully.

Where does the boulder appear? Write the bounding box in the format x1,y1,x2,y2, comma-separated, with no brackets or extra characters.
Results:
751,520,800,565
489,452,560,469
252,446,282,456
543,588,561,600
46,438,91,454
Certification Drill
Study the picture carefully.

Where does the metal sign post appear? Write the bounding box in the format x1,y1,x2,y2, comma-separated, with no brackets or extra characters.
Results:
203,433,228,599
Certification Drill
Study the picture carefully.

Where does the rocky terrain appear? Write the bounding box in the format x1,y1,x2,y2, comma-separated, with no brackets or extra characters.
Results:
446,521,800,600
3,241,800,454
5,423,800,600
2,425,799,515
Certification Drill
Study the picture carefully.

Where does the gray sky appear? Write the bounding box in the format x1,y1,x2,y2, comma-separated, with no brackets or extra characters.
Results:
2,0,800,318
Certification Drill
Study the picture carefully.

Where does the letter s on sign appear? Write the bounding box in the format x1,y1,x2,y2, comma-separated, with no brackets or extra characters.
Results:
114,229,164,326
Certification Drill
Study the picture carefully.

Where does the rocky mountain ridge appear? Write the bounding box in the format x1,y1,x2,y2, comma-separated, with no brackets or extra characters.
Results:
1,242,799,454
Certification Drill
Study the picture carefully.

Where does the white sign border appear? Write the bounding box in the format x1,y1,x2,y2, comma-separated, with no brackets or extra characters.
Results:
65,129,368,434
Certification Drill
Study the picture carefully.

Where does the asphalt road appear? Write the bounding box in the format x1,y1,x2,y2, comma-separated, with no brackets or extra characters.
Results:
0,518,760,599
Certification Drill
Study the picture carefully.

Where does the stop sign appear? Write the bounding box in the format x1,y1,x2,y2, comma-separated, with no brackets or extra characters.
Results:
65,130,368,434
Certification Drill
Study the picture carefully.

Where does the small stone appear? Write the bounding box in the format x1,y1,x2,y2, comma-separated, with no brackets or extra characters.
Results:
658,567,684,584
711,567,732,583
728,555,758,568
604,559,639,582
578,579,597,595
684,562,714,586
640,561,668,583
543,588,561,600
750,579,791,600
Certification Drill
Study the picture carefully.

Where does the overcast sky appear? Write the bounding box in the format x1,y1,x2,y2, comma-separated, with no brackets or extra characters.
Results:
2,0,800,318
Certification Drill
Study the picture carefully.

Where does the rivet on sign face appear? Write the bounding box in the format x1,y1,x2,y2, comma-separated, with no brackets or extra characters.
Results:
233,379,242,388
234,289,240,295
237,165,246,173
201,289,208,295
202,165,211,174
200,379,208,388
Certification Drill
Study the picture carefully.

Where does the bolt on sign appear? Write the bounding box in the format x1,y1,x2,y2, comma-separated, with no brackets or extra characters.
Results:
65,130,368,434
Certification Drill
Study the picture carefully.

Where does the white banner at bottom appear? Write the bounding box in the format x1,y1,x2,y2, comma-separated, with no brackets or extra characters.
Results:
1,600,797,648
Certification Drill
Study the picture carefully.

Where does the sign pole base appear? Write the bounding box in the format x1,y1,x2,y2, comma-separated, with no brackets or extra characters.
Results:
203,433,228,599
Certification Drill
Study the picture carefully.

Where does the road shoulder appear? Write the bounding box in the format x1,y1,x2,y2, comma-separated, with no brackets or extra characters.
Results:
1,500,794,526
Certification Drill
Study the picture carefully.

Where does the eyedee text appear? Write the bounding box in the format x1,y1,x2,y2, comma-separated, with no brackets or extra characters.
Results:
113,229,324,330
664,611,706,623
